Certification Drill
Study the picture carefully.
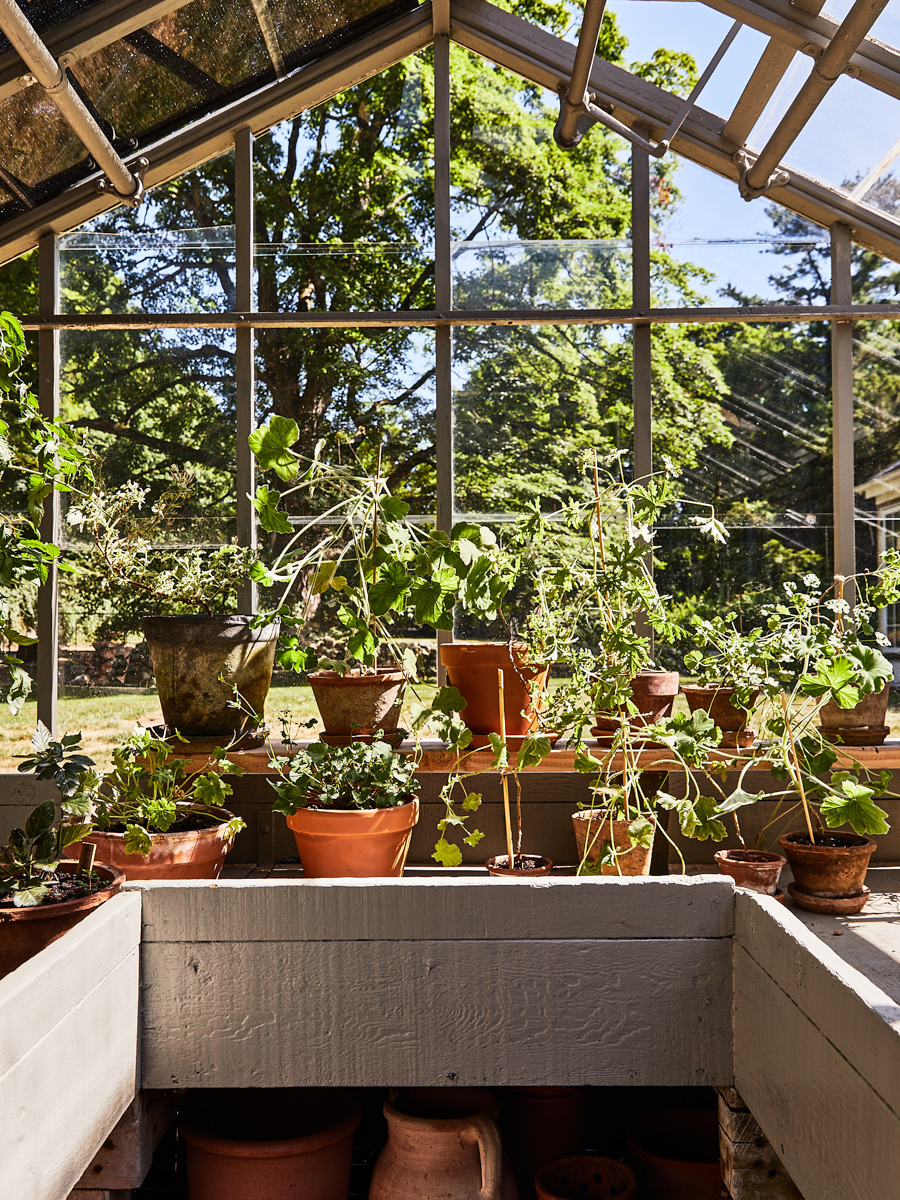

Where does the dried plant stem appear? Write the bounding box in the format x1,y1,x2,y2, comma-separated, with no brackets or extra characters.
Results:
780,692,817,844
497,668,515,868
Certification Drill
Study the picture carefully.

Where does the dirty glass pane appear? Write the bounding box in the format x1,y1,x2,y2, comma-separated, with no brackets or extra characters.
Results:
451,240,631,311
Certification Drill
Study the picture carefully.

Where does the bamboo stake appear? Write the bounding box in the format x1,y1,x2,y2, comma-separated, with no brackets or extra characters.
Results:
780,691,817,844
497,668,515,869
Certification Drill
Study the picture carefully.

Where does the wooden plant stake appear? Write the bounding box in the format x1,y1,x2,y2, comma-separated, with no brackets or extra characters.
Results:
78,842,96,877
497,668,516,869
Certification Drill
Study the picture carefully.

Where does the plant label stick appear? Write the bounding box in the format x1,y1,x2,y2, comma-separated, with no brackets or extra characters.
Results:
78,842,96,877
497,668,515,868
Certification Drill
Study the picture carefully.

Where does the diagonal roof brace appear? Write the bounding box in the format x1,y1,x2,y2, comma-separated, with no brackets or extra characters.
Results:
738,0,890,198
556,2,741,158
0,0,145,205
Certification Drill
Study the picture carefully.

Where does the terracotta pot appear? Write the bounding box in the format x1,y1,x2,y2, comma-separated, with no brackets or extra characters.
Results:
485,854,553,877
714,849,785,895
536,1156,637,1200
370,1087,518,1200
285,798,419,877
440,642,550,737
626,1109,721,1200
682,685,759,749
501,1088,590,1200
181,1087,361,1200
572,811,655,876
779,830,876,899
593,670,680,739
0,861,124,981
819,683,890,745
143,614,280,739
65,805,238,881
308,668,406,738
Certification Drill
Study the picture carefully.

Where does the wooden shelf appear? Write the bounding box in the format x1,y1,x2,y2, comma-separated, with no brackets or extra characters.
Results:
174,737,900,775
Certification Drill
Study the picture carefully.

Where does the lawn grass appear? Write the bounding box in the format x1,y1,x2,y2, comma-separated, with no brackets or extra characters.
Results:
0,682,438,771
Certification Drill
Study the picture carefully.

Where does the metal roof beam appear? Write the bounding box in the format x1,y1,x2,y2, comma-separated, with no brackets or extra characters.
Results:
450,0,900,263
0,0,192,102
722,0,826,148
741,0,889,197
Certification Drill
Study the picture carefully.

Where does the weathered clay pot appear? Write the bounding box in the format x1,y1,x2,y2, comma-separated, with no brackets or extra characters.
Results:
143,615,280,739
285,798,419,877
779,830,876,902
370,1088,519,1200
308,668,406,739
501,1088,590,1200
440,642,550,737
714,849,785,895
485,854,553,877
593,670,680,740
572,811,655,876
65,805,239,881
682,685,759,748
819,683,890,745
181,1087,361,1200
536,1156,637,1200
626,1108,721,1200
0,861,124,980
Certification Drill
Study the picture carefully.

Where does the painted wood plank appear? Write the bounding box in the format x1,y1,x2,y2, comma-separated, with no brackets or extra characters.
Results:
735,892,900,1119
0,775,60,844
132,876,735,943
734,944,900,1200
140,936,732,1089
74,1090,179,1190
1,951,139,1200
0,893,141,1077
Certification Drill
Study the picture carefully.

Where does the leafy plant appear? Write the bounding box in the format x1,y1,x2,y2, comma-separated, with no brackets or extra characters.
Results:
0,800,95,907
68,472,258,616
269,737,420,813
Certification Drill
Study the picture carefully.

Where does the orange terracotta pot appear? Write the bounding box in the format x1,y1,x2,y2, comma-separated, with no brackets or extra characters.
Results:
285,798,419,877
536,1156,637,1200
626,1109,721,1200
682,685,759,749
0,861,124,980
181,1087,362,1200
66,805,238,881
501,1088,590,1200
370,1088,519,1200
440,642,550,737
572,811,656,876
308,669,406,737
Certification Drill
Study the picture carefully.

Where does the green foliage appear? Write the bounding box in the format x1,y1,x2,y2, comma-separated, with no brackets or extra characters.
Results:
0,788,94,908
269,737,419,813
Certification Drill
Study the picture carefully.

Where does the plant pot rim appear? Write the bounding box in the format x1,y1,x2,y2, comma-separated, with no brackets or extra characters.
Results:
439,640,549,665
180,1103,362,1159
308,668,406,683
143,613,279,626
0,861,124,921
484,853,554,876
80,804,237,845
715,848,786,865
780,830,877,852
286,797,419,818
383,1095,497,1133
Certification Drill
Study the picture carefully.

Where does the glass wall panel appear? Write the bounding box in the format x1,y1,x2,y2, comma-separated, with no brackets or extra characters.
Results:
451,240,631,311
254,52,433,311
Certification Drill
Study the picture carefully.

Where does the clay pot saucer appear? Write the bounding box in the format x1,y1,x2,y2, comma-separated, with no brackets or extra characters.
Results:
467,732,560,751
820,725,889,747
788,882,870,914
319,731,405,748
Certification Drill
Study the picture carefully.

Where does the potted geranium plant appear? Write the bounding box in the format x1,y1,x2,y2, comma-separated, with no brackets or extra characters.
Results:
268,736,420,878
68,472,277,744
25,726,246,881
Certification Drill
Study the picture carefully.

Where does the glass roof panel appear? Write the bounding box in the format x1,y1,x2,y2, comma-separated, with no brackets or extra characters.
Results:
823,0,900,52
0,0,419,225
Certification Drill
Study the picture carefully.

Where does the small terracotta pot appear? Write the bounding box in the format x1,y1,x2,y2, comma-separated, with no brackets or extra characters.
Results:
143,614,280,738
572,811,655,876
0,861,124,980
682,685,758,748
626,1109,721,1200
65,805,238,881
370,1087,518,1200
714,849,785,895
501,1088,590,1200
181,1087,361,1200
308,668,406,738
286,798,419,877
593,670,680,740
485,854,553,877
440,642,550,737
819,684,890,745
536,1156,637,1200
779,830,876,900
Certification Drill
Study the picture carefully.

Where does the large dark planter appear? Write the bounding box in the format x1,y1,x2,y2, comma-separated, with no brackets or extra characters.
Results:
780,829,876,912
682,685,759,748
143,614,280,739
308,668,406,741
0,862,124,980
439,641,550,740
819,683,890,746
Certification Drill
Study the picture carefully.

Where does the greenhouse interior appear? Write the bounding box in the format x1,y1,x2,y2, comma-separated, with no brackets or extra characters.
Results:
3,0,900,1198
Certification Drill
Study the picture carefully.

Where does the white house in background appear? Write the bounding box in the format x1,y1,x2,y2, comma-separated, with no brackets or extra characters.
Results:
857,462,900,674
